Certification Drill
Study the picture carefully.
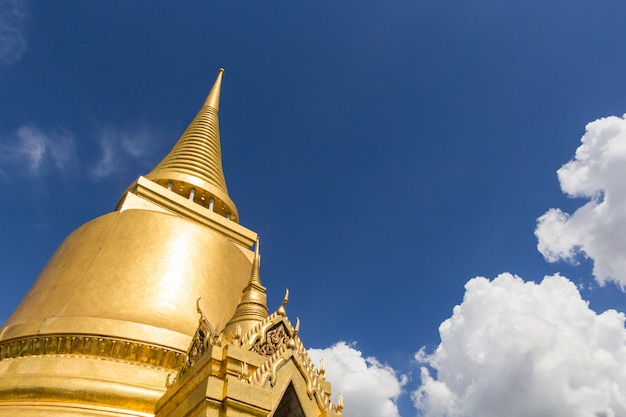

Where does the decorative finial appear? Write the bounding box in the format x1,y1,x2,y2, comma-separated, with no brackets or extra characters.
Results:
288,317,300,350
222,238,269,340
165,373,175,388
232,323,242,346
337,393,344,415
249,237,261,286
240,362,249,380
204,68,225,110
278,288,289,316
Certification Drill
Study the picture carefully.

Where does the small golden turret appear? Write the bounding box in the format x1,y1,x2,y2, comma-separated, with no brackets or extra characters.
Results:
145,68,239,222
223,238,269,341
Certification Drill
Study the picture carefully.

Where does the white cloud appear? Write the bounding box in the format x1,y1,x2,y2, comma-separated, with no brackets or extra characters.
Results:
92,126,157,179
0,125,76,178
309,341,406,417
0,123,161,181
0,124,158,180
0,0,28,66
414,273,626,417
536,115,626,288
92,131,116,178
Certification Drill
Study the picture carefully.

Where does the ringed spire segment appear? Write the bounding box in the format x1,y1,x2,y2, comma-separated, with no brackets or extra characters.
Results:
223,238,269,341
145,68,238,222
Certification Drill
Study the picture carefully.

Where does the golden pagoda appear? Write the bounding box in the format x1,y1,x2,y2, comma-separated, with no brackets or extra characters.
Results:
0,70,343,417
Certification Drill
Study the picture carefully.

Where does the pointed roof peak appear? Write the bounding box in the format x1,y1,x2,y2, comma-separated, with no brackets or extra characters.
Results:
242,237,265,296
143,68,239,222
203,68,224,110
223,237,269,342
249,237,262,287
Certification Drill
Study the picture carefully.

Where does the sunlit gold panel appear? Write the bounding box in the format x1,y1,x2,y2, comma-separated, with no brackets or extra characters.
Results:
0,355,166,416
2,209,253,350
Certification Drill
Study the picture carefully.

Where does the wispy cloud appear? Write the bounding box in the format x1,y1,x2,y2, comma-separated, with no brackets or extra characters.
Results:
414,273,626,417
0,0,28,66
309,342,406,417
0,124,160,181
536,114,626,288
0,125,76,179
91,126,158,179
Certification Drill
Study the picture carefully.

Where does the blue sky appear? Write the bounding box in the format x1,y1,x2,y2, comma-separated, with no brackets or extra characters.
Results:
2,2,626,416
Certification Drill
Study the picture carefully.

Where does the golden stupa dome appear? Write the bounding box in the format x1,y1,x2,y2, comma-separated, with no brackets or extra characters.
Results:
0,70,257,415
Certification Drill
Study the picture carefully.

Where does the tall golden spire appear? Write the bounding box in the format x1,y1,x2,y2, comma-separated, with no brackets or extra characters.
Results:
0,71,346,417
145,68,239,222
223,238,269,341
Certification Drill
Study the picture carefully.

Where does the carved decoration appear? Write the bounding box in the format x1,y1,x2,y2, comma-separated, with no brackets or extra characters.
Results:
225,291,342,414
0,335,183,370
244,315,339,413
248,343,289,387
251,322,290,356
178,313,220,377
239,289,289,348
249,334,335,411
335,393,344,415
240,311,279,348
291,335,332,410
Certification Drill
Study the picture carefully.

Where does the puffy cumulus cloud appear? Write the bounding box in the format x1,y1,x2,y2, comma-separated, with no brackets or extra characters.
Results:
0,125,76,178
0,0,28,66
91,126,157,178
413,273,626,417
308,342,406,417
536,115,626,287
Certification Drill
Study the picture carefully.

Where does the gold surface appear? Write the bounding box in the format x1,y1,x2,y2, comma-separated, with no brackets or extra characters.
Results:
1,209,254,343
156,302,342,417
145,69,239,222
117,176,255,247
223,238,269,341
0,70,343,417
0,335,184,370
0,71,258,416
0,355,167,416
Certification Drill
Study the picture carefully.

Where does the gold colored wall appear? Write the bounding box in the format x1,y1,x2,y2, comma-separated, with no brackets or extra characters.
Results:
0,205,256,416
2,208,253,346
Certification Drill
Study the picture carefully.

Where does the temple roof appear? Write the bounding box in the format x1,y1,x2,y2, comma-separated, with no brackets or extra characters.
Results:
145,69,239,222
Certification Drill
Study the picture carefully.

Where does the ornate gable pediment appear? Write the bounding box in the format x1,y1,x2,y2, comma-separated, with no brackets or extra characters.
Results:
157,292,343,417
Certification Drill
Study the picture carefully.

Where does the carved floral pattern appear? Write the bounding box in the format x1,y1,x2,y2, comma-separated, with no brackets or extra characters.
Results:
252,323,290,356
178,315,220,377
246,319,337,413
0,335,183,370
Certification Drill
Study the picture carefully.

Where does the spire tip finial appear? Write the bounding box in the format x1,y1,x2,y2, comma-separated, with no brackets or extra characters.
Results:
249,237,261,286
204,68,224,110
